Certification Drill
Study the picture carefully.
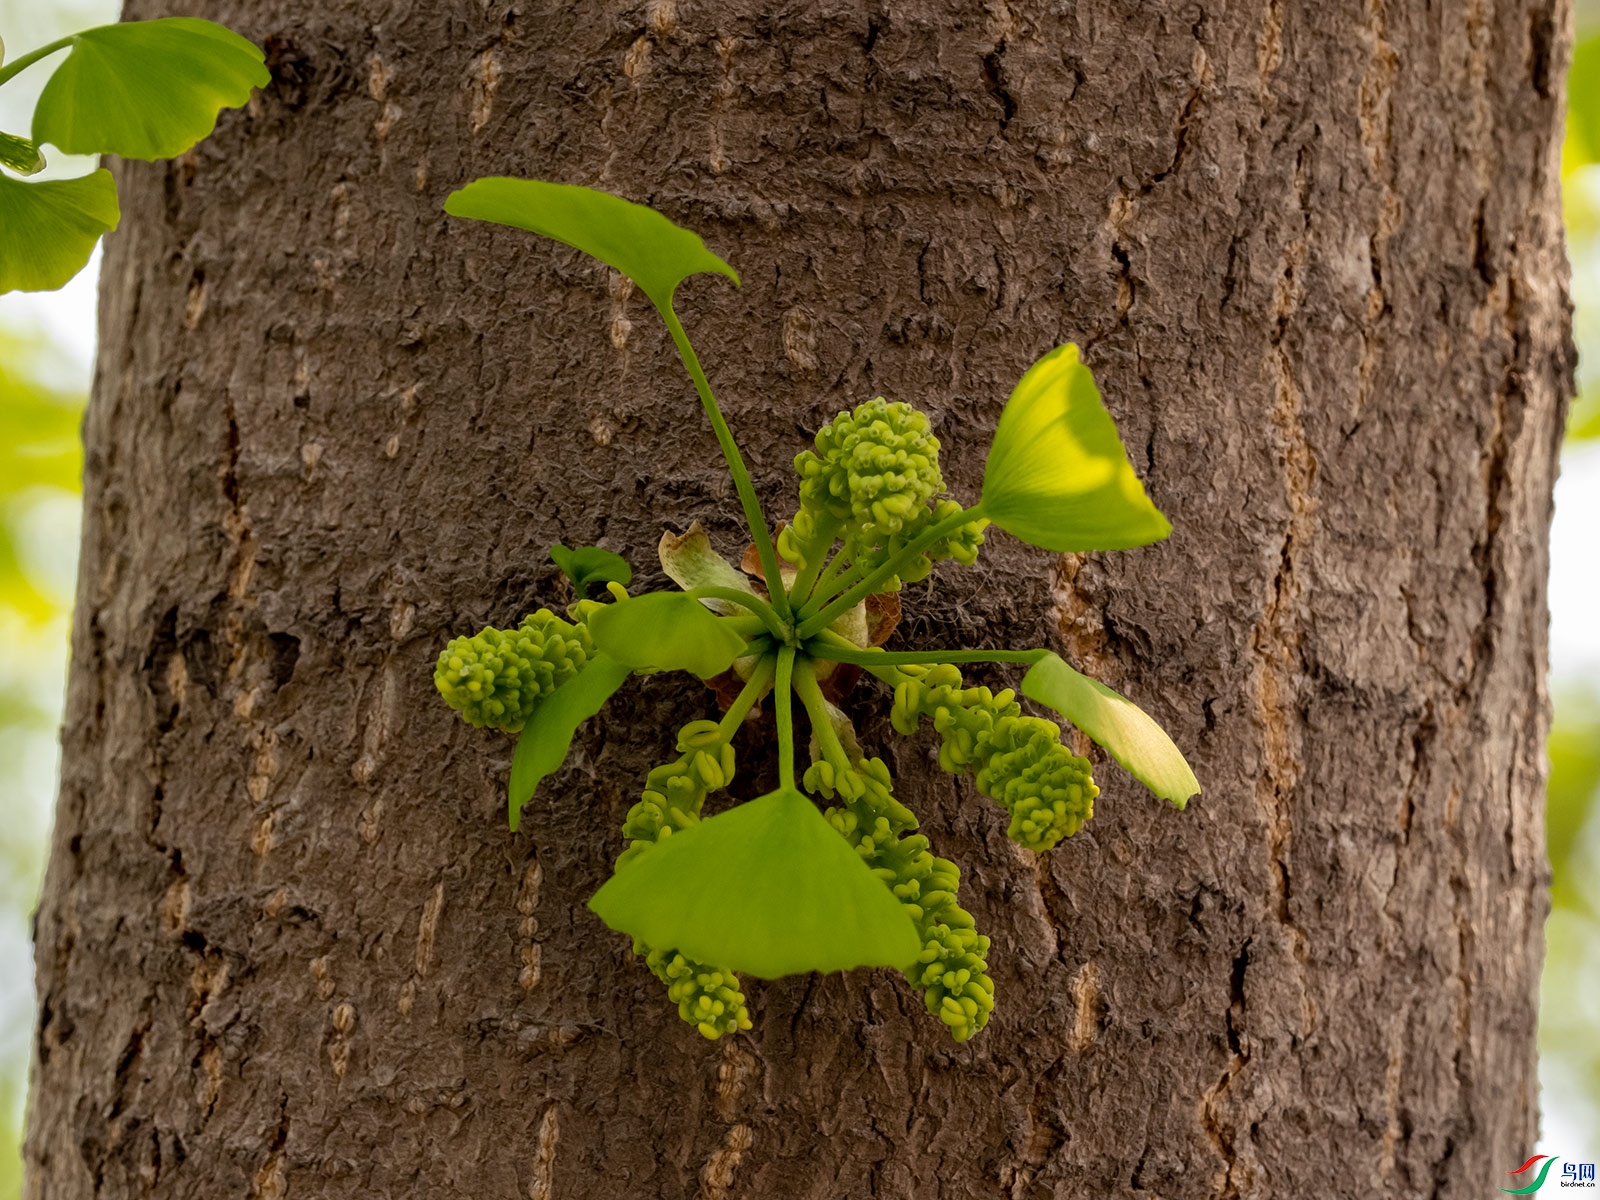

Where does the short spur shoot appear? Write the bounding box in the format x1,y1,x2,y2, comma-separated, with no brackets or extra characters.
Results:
433,180,1200,1042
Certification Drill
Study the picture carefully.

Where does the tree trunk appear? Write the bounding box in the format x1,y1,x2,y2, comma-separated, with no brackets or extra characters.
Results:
25,0,1570,1196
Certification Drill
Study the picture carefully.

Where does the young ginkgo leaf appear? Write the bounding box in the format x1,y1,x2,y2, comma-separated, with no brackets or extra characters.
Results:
0,170,118,294
657,523,758,615
980,343,1171,552
549,543,632,594
0,132,44,176
1020,651,1199,806
508,652,632,830
443,178,739,317
586,592,747,680
31,19,268,161
588,786,922,979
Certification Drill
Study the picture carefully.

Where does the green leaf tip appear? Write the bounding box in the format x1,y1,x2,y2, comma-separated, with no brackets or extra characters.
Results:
508,653,632,830
586,591,747,680
443,177,739,315
32,18,269,161
0,170,118,294
550,543,632,595
1020,651,1199,806
981,343,1172,553
588,786,922,979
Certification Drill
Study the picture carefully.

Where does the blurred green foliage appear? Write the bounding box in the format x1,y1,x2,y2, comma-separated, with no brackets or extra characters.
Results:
0,338,81,618
1543,689,1600,1136
0,341,78,1197
1542,21,1600,1144
1564,32,1600,441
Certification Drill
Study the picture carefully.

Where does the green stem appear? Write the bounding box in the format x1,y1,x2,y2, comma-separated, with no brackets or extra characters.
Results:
797,557,868,621
810,640,1048,670
784,515,842,609
791,659,853,776
775,646,797,789
0,35,74,90
687,586,786,638
740,634,776,660
717,654,776,739
805,544,855,606
797,503,987,639
661,308,793,624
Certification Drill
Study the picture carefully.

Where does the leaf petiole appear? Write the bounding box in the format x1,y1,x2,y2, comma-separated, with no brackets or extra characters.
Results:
804,548,852,604
718,655,777,739
687,586,786,639
797,556,867,619
775,646,797,789
661,308,793,625
809,633,1048,670
796,503,987,638
740,634,776,659
791,659,853,778
784,515,842,608
0,35,73,91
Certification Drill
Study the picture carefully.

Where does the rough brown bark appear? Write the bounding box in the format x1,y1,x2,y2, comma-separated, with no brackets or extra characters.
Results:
25,0,1570,1196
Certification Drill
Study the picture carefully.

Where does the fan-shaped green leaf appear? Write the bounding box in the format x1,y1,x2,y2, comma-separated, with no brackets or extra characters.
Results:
0,169,118,294
550,543,632,594
443,178,739,316
508,653,632,830
588,786,921,978
1021,651,1199,806
32,18,268,161
981,344,1171,552
587,592,747,679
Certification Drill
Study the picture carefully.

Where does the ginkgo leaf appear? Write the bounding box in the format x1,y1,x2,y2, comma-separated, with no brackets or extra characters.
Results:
0,170,118,294
981,343,1172,552
508,653,632,830
587,592,748,679
588,787,922,979
549,543,632,594
1021,651,1199,806
32,18,268,161
443,178,739,316
657,522,758,615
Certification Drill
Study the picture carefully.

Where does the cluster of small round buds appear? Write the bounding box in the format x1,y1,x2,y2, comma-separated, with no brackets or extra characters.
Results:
975,716,1098,850
849,499,991,589
642,946,752,1039
618,718,753,1037
811,753,995,1042
620,721,738,858
890,661,1097,852
795,398,945,545
777,506,830,568
924,498,989,565
433,609,592,732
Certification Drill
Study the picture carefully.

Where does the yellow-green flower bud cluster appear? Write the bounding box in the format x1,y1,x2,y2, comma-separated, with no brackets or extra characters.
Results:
615,718,752,1039
795,398,944,546
975,715,1097,849
804,755,995,1042
639,944,753,1040
433,609,592,732
891,663,1099,851
846,499,990,590
618,720,737,864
